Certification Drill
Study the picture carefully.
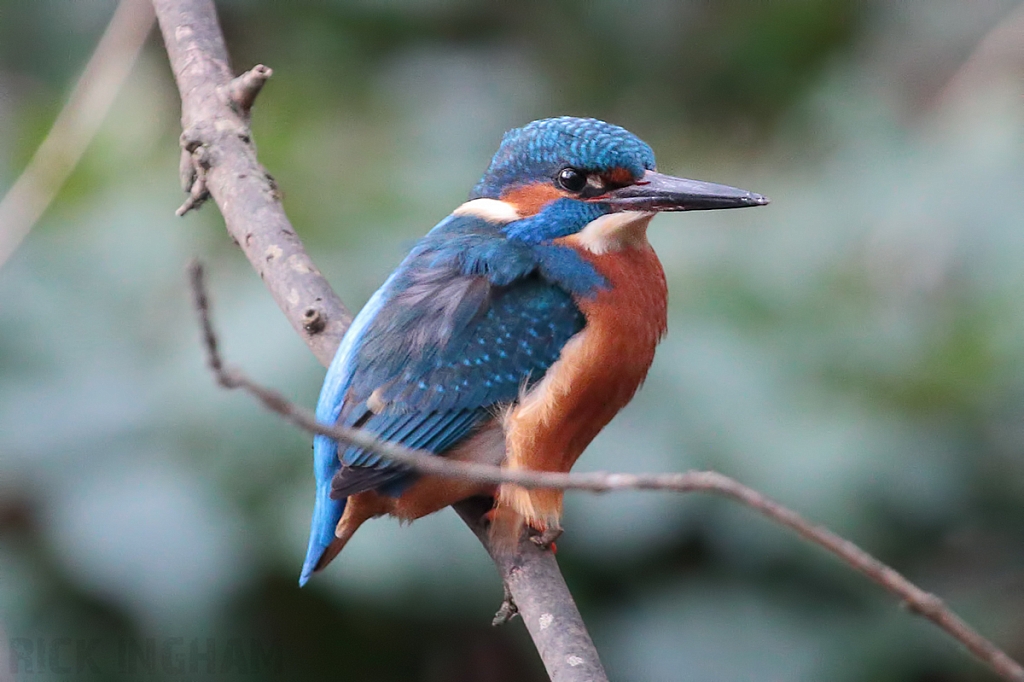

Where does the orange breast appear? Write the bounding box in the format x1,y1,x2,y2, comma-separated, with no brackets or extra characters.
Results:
571,241,669,426
498,238,668,529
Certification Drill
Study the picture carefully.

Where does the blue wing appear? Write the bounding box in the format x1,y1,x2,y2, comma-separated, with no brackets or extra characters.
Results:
300,214,600,584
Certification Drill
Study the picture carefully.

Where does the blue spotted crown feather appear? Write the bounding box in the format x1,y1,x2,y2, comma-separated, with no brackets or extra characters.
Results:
472,116,656,199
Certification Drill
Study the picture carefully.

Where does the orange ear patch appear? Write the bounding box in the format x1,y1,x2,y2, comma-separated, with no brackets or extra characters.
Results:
604,166,636,186
501,183,567,216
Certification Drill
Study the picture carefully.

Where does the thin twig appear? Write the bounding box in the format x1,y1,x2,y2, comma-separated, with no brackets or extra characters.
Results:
930,2,1024,113
0,621,10,682
0,0,154,270
189,259,1024,682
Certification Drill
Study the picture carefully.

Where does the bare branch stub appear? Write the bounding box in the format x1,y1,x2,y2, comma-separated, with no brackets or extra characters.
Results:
301,305,327,335
223,64,273,114
492,583,520,627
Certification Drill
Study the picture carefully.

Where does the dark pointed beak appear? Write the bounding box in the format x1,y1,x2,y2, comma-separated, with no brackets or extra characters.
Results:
598,170,769,212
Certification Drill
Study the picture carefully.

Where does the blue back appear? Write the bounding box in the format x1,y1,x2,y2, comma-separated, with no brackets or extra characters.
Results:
301,215,599,583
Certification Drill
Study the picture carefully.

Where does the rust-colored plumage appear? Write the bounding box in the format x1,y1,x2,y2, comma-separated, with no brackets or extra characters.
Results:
502,183,569,217
319,422,506,570
495,236,668,544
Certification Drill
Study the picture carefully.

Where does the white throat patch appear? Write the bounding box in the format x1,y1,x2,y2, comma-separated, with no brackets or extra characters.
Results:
574,211,655,254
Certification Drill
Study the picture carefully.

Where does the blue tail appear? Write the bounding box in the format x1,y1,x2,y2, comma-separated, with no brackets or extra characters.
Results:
299,433,346,586
300,276,394,586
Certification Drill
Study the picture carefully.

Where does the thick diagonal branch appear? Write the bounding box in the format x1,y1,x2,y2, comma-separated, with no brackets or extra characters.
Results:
153,0,350,365
153,2,605,680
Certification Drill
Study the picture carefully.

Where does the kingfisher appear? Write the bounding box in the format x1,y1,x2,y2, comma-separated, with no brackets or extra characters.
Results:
300,116,767,585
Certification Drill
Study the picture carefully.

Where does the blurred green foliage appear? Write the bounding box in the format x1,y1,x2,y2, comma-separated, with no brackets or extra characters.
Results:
1,1,1023,680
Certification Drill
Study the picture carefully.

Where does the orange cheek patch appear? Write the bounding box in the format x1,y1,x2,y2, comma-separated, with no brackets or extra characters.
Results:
605,167,636,186
501,183,568,217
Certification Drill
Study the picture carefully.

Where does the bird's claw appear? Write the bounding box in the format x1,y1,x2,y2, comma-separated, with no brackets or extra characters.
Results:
529,526,562,551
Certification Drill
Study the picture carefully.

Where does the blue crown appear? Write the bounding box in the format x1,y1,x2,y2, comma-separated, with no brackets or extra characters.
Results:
471,117,656,199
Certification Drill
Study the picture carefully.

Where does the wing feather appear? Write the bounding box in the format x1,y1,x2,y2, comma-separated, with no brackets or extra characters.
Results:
302,214,590,584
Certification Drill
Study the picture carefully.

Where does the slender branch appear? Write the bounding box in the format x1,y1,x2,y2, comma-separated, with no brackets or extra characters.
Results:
189,260,1024,682
153,0,351,365
0,621,10,682
154,2,605,680
0,0,154,270
930,2,1024,112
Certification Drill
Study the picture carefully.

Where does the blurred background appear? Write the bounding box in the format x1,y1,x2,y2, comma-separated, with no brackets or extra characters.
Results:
1,0,1023,680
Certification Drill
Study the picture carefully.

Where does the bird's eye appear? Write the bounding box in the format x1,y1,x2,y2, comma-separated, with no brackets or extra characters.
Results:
556,167,587,193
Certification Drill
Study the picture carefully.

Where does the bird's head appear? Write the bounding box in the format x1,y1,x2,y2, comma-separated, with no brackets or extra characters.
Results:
463,117,767,251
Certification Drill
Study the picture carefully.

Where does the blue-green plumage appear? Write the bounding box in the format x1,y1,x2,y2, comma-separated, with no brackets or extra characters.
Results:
300,213,592,584
334,275,585,488
472,117,655,199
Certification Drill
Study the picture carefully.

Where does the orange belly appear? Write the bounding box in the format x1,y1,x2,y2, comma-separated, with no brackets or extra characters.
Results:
319,421,506,571
495,238,668,545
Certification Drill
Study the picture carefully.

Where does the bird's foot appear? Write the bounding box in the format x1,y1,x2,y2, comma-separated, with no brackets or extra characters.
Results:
529,526,562,552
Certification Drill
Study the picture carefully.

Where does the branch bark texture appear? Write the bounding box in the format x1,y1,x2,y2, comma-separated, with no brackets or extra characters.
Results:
154,0,350,365
154,2,605,680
